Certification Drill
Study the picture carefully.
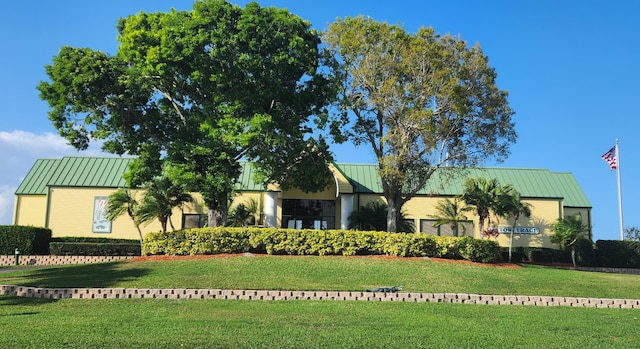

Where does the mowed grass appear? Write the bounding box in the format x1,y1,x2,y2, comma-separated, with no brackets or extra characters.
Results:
1,297,638,349
2,254,640,298
1,255,640,348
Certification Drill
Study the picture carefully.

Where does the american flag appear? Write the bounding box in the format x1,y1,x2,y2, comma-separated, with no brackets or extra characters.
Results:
602,146,617,170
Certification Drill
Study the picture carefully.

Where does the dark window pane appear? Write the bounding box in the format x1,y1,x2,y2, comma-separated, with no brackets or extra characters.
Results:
420,219,438,235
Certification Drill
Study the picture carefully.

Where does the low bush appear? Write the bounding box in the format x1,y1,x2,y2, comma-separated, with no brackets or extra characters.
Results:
0,225,51,255
457,237,502,263
49,242,141,256
51,237,140,244
501,247,525,263
142,227,502,263
573,237,597,267
596,240,640,268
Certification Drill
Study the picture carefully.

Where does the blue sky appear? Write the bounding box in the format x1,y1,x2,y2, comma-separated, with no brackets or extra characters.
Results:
0,0,638,242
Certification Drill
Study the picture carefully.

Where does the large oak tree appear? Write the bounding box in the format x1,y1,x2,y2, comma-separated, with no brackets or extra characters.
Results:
324,16,516,232
38,0,336,227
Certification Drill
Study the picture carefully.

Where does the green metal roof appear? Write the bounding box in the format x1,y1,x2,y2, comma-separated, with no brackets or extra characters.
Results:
237,162,267,191
335,164,591,208
16,157,591,208
15,158,63,195
48,157,132,188
15,157,133,195
15,157,265,195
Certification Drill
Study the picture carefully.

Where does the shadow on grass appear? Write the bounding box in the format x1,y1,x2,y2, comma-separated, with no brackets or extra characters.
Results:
0,295,58,314
1,262,151,289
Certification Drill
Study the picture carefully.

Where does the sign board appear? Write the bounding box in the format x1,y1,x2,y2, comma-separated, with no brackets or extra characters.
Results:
92,196,112,233
497,226,540,234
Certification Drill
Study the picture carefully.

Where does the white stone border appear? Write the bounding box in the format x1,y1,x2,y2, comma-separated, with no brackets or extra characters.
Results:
1,285,638,308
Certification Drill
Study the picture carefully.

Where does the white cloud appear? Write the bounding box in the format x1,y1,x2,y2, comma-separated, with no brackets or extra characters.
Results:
0,130,72,152
0,185,16,225
0,130,110,224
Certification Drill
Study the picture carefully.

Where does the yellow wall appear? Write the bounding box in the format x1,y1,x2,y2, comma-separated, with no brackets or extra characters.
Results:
13,195,48,227
16,181,589,249
490,198,560,248
393,196,567,249
228,192,264,225
47,187,179,239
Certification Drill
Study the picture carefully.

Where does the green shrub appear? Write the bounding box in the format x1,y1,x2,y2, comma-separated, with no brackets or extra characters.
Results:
0,225,52,255
519,247,571,264
144,228,252,256
528,249,550,263
456,237,502,263
573,237,597,267
52,237,140,244
142,228,502,263
432,236,460,259
596,240,640,268
501,247,525,263
49,242,141,256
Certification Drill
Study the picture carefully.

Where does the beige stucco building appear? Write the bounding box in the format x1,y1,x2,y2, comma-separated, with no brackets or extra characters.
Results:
13,156,592,248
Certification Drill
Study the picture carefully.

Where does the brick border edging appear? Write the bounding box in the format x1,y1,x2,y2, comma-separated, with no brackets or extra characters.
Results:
1,285,638,308
0,255,133,266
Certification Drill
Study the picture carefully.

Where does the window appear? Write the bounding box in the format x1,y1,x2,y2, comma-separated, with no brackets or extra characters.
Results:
420,219,438,235
454,222,474,237
182,214,207,229
419,219,473,237
282,199,336,230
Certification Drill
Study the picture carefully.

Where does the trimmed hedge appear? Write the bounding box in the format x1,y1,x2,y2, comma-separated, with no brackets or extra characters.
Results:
504,246,572,264
596,240,640,268
143,227,502,263
573,237,597,267
49,242,141,256
0,225,52,255
51,237,141,244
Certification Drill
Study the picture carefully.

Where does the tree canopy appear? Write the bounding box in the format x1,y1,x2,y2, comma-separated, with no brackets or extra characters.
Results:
495,189,532,262
324,16,516,232
38,0,336,226
551,214,590,267
461,177,514,238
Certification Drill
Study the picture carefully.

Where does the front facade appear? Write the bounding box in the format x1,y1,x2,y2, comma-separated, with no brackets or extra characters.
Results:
14,156,592,248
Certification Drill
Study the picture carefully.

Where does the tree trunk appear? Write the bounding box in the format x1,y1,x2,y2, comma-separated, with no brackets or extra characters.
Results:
168,215,176,231
387,198,398,233
208,205,227,228
509,225,515,263
571,247,577,268
135,225,144,252
478,217,485,238
386,192,405,233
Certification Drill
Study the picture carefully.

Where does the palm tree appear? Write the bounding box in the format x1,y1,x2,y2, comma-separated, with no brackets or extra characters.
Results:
227,198,258,227
430,198,468,236
105,188,143,245
461,178,513,238
136,177,193,232
496,190,533,263
551,214,590,267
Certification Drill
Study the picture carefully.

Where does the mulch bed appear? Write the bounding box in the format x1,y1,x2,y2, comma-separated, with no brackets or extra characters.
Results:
130,253,522,269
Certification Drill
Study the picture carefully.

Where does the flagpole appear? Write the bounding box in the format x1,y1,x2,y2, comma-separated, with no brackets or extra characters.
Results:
616,139,624,240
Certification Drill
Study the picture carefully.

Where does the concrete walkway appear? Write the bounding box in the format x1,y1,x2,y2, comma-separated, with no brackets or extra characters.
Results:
1,284,638,308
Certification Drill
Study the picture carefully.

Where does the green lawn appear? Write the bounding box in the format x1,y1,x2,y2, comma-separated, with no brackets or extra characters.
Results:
2,255,639,298
1,255,639,348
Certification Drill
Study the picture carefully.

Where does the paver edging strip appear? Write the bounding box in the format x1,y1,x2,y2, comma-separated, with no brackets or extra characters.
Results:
1,284,638,308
